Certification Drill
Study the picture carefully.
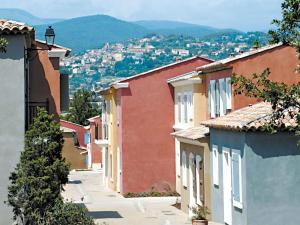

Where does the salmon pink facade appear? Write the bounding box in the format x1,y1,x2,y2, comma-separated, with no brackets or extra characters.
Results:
100,57,213,194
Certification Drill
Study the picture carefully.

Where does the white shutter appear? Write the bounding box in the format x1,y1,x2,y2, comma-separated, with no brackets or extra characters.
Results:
216,81,220,116
232,151,243,209
182,151,187,187
177,93,182,123
219,79,227,116
226,77,232,110
212,145,219,186
184,93,188,123
188,92,193,122
210,80,216,118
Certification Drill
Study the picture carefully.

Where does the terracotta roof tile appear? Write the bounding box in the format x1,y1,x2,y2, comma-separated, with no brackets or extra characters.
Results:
202,102,298,131
172,125,209,140
0,19,34,35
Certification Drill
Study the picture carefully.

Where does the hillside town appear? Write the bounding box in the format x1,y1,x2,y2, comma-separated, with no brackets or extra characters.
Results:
61,32,267,95
0,1,299,225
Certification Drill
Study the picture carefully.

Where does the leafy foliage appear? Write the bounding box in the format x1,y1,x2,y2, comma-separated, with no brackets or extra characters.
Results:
232,0,300,143
7,108,70,224
0,37,8,53
45,201,95,225
62,89,100,126
192,206,210,220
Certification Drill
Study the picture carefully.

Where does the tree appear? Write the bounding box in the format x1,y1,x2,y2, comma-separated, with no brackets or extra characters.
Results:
0,37,8,53
7,108,70,224
45,201,95,225
62,89,100,126
232,0,300,139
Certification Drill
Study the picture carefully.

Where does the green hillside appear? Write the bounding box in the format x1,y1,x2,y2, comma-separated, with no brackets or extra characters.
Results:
135,20,240,38
35,15,150,53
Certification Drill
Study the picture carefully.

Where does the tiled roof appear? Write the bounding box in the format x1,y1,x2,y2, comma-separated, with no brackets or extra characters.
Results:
202,102,298,131
172,125,209,140
197,43,283,73
0,19,34,34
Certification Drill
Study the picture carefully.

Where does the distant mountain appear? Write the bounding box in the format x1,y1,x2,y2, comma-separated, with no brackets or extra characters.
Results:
135,20,240,38
0,8,63,25
35,15,149,53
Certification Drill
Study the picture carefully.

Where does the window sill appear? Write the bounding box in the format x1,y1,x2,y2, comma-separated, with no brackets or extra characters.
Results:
233,200,243,210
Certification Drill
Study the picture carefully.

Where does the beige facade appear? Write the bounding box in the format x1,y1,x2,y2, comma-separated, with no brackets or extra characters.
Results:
168,71,212,217
99,88,119,191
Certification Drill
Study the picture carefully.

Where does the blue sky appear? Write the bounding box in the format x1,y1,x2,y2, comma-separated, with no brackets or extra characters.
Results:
1,0,283,31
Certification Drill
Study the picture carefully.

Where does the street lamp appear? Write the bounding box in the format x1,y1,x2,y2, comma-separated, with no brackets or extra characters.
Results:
45,26,55,49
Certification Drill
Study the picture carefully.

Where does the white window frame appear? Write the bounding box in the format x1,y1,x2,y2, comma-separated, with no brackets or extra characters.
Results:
182,150,187,187
187,91,193,123
232,150,243,209
219,78,226,116
212,145,219,186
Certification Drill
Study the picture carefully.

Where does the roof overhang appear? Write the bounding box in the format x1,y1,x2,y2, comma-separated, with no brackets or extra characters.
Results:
169,77,202,87
113,82,129,89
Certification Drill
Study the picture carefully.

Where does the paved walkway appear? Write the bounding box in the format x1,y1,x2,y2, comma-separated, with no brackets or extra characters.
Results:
62,170,220,225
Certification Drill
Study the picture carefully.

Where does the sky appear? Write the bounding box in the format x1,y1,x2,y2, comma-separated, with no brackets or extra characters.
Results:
0,0,283,31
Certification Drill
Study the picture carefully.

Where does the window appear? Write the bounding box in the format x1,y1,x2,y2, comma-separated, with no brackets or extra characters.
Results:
209,78,232,118
232,151,242,209
212,145,219,186
84,132,90,145
182,151,187,187
102,101,107,122
109,99,113,121
177,93,182,123
195,155,203,205
95,124,99,140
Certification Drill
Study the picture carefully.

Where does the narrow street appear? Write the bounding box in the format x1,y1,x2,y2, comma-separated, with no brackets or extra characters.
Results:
63,170,191,225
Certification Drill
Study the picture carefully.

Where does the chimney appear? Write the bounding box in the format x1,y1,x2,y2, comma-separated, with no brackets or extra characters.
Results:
230,52,235,58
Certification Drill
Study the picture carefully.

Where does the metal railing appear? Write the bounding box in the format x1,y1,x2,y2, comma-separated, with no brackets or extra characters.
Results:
26,99,49,130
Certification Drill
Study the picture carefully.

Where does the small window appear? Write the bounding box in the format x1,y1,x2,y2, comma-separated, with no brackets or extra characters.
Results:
212,145,219,186
182,151,187,187
232,151,242,209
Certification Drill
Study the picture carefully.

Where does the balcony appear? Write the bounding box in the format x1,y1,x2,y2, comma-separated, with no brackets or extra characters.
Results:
95,123,109,147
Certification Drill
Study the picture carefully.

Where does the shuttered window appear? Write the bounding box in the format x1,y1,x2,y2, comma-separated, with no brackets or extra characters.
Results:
183,93,188,123
226,77,232,110
212,145,219,186
182,151,187,187
188,92,193,122
219,78,227,116
232,151,242,208
216,81,220,116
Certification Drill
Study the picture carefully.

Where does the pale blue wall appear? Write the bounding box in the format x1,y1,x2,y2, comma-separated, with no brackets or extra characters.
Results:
210,129,300,225
0,34,26,224
245,132,300,225
210,129,247,225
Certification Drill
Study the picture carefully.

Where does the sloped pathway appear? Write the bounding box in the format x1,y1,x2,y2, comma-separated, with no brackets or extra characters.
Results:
62,170,221,225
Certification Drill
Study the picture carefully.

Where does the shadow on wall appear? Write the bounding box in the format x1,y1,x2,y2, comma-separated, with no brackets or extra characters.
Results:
247,132,300,158
29,50,58,121
88,211,123,219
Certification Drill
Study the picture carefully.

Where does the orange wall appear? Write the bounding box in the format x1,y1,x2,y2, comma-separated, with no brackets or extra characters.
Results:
119,57,212,194
204,45,300,118
29,42,61,119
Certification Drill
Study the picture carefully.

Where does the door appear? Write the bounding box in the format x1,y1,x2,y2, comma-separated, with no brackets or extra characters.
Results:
222,149,232,225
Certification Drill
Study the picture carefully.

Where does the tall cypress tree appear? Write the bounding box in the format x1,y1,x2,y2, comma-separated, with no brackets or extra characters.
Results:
7,108,70,224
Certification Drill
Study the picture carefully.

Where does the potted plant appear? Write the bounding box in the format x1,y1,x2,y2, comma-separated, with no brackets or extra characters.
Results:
192,206,210,225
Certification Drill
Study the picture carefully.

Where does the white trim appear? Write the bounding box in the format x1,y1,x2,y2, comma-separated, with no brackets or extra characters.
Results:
212,145,219,186
189,152,196,218
113,82,129,89
95,139,109,146
226,77,232,110
222,147,232,225
210,80,216,118
170,78,202,87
